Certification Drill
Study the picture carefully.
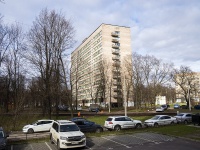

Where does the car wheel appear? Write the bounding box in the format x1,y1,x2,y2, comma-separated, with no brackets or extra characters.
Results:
114,125,121,131
171,121,175,125
28,128,34,133
96,127,103,133
184,120,188,124
57,140,61,150
154,123,159,127
135,123,142,129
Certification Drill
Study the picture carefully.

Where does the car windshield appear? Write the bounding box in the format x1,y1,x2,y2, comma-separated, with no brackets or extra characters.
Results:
151,116,160,120
31,121,38,125
0,131,4,138
60,124,80,132
176,114,184,116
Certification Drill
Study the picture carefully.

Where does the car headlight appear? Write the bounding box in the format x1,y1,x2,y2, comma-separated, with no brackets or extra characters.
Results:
81,135,86,139
23,126,29,129
60,136,68,140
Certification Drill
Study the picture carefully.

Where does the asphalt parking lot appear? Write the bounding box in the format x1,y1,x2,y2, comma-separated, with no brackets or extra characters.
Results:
6,132,200,150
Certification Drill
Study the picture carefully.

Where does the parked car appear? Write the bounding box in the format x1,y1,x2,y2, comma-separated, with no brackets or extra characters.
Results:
58,105,68,111
0,127,9,150
72,119,103,133
174,104,180,109
180,105,188,109
70,117,87,122
174,113,192,124
144,115,177,127
156,106,165,112
68,106,82,111
161,104,168,110
104,116,142,131
50,120,86,149
194,105,200,110
88,104,101,112
22,119,54,133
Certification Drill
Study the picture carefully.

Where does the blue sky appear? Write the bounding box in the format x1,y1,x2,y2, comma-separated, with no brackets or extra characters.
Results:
1,0,200,71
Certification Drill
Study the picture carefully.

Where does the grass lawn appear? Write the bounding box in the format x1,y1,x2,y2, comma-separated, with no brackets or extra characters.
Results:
1,111,200,143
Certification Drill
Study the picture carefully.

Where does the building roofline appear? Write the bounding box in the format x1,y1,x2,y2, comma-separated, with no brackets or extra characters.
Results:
71,23,130,55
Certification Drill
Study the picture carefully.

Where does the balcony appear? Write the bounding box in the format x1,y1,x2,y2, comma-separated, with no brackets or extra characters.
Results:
113,75,121,79
113,95,122,98
112,44,120,49
112,49,119,55
112,38,119,43
111,32,120,37
113,69,120,73
113,81,121,86
112,62,120,67
112,56,120,60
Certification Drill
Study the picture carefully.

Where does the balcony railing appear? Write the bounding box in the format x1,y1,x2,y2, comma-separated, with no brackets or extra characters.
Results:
113,82,121,86
113,75,121,79
112,44,120,49
112,56,120,60
112,62,120,67
112,49,119,54
113,95,122,98
112,38,119,43
111,32,120,37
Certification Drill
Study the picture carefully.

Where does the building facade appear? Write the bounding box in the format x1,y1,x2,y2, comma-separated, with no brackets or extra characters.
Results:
71,24,133,107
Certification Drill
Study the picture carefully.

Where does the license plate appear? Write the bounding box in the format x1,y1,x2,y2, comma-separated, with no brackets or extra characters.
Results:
71,141,79,144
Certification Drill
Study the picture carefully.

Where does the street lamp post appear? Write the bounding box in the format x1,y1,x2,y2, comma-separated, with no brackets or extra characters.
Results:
124,75,127,116
187,87,191,111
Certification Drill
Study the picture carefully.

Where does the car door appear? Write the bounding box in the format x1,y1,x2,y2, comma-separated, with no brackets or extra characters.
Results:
43,121,52,131
34,121,44,132
185,114,192,122
51,123,59,142
75,121,88,132
158,116,166,125
163,116,171,125
123,117,135,128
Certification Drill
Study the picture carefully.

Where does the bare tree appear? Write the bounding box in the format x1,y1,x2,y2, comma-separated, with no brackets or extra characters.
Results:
26,8,75,118
171,66,198,108
0,18,12,67
3,23,26,129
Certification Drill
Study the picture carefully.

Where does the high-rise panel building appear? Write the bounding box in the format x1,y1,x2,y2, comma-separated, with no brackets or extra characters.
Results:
71,24,133,107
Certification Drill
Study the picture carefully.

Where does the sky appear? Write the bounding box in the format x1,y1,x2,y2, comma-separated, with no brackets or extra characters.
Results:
1,0,200,72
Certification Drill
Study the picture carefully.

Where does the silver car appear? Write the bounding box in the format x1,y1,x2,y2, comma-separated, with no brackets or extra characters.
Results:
174,113,192,124
144,115,177,127
104,116,142,131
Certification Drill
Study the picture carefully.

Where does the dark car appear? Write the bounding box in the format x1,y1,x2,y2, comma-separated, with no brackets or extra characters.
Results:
194,105,200,110
70,117,87,122
0,127,9,150
71,118,103,133
174,104,180,109
181,105,188,109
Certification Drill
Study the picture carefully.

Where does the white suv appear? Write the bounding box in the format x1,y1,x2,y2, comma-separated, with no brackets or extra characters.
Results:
104,116,142,131
22,119,54,133
50,120,86,150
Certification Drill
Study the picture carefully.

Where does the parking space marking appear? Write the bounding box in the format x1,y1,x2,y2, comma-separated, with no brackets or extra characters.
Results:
45,142,53,150
102,137,131,148
129,134,160,144
129,133,175,144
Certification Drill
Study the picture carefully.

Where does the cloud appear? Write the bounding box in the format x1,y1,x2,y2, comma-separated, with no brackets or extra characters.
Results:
1,0,200,72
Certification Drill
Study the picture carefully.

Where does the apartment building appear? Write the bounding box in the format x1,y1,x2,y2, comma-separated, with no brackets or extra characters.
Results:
71,24,133,107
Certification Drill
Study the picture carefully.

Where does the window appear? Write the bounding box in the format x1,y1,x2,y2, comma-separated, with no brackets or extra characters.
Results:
52,123,58,132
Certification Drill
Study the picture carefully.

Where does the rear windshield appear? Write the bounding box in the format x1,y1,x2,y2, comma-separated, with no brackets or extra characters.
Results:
106,118,113,121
